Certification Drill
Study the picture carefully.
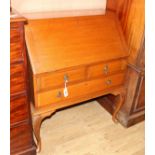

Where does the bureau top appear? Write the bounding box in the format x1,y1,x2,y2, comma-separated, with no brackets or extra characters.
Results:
25,11,129,75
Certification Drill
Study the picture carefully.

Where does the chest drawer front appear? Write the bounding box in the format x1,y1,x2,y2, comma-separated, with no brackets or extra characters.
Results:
37,67,86,91
10,28,23,63
10,95,29,125
10,29,21,43
10,123,33,154
10,63,26,95
36,72,125,107
10,22,23,29
10,42,23,63
87,59,127,79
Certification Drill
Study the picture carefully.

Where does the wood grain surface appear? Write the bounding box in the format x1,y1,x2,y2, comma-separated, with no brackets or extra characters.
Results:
98,0,145,127
25,11,128,74
10,10,36,154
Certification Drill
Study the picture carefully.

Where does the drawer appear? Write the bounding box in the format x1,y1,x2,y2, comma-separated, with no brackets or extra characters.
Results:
10,28,23,63
10,42,23,63
36,72,125,107
10,63,26,95
10,123,33,154
37,67,86,91
10,29,21,44
10,94,29,125
10,22,23,29
87,59,127,79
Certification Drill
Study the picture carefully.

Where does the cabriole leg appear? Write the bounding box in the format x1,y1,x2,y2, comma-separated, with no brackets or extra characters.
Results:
112,93,125,123
32,110,55,153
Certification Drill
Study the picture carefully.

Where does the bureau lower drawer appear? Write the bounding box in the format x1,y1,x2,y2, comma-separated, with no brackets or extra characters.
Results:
36,72,125,107
10,63,26,95
37,67,86,91
87,59,127,79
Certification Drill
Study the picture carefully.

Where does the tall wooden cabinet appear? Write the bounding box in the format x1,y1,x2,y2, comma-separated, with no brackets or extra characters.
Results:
98,0,145,127
10,11,36,154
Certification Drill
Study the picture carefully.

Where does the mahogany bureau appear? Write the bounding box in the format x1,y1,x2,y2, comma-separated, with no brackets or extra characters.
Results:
10,12,36,155
25,11,129,152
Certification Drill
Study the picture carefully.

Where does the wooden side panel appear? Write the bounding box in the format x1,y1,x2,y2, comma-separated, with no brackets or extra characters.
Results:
118,0,145,126
107,0,124,13
107,0,116,11
118,0,145,65
132,75,145,113
98,0,145,127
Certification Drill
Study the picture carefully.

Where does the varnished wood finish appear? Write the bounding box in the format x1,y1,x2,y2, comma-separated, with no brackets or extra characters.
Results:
10,11,36,155
107,0,117,11
10,123,34,154
10,94,29,125
116,0,145,126
25,11,128,74
118,0,145,65
38,67,86,92
37,73,125,107
25,11,129,152
87,59,127,79
10,63,26,94
98,0,145,127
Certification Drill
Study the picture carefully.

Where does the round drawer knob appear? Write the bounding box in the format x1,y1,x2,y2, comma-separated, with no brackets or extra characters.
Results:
106,79,112,85
103,65,109,74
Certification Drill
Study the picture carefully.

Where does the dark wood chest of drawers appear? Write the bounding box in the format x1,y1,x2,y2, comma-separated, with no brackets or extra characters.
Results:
10,14,36,155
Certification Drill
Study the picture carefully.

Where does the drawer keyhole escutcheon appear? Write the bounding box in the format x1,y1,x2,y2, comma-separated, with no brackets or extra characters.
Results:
103,65,109,74
56,91,62,98
106,79,112,85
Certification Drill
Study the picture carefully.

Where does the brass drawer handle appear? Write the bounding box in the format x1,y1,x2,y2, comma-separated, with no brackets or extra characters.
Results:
103,65,109,74
56,91,62,98
64,74,69,82
106,79,112,85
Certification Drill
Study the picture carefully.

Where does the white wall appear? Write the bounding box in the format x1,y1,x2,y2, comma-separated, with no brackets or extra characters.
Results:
12,0,107,13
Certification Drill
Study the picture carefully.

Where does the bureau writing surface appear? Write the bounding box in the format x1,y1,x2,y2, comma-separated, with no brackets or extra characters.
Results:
25,11,128,74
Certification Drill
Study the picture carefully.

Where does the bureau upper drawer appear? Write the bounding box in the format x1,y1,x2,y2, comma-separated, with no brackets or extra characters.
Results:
36,72,125,107
87,59,127,79
10,63,26,95
37,67,86,91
